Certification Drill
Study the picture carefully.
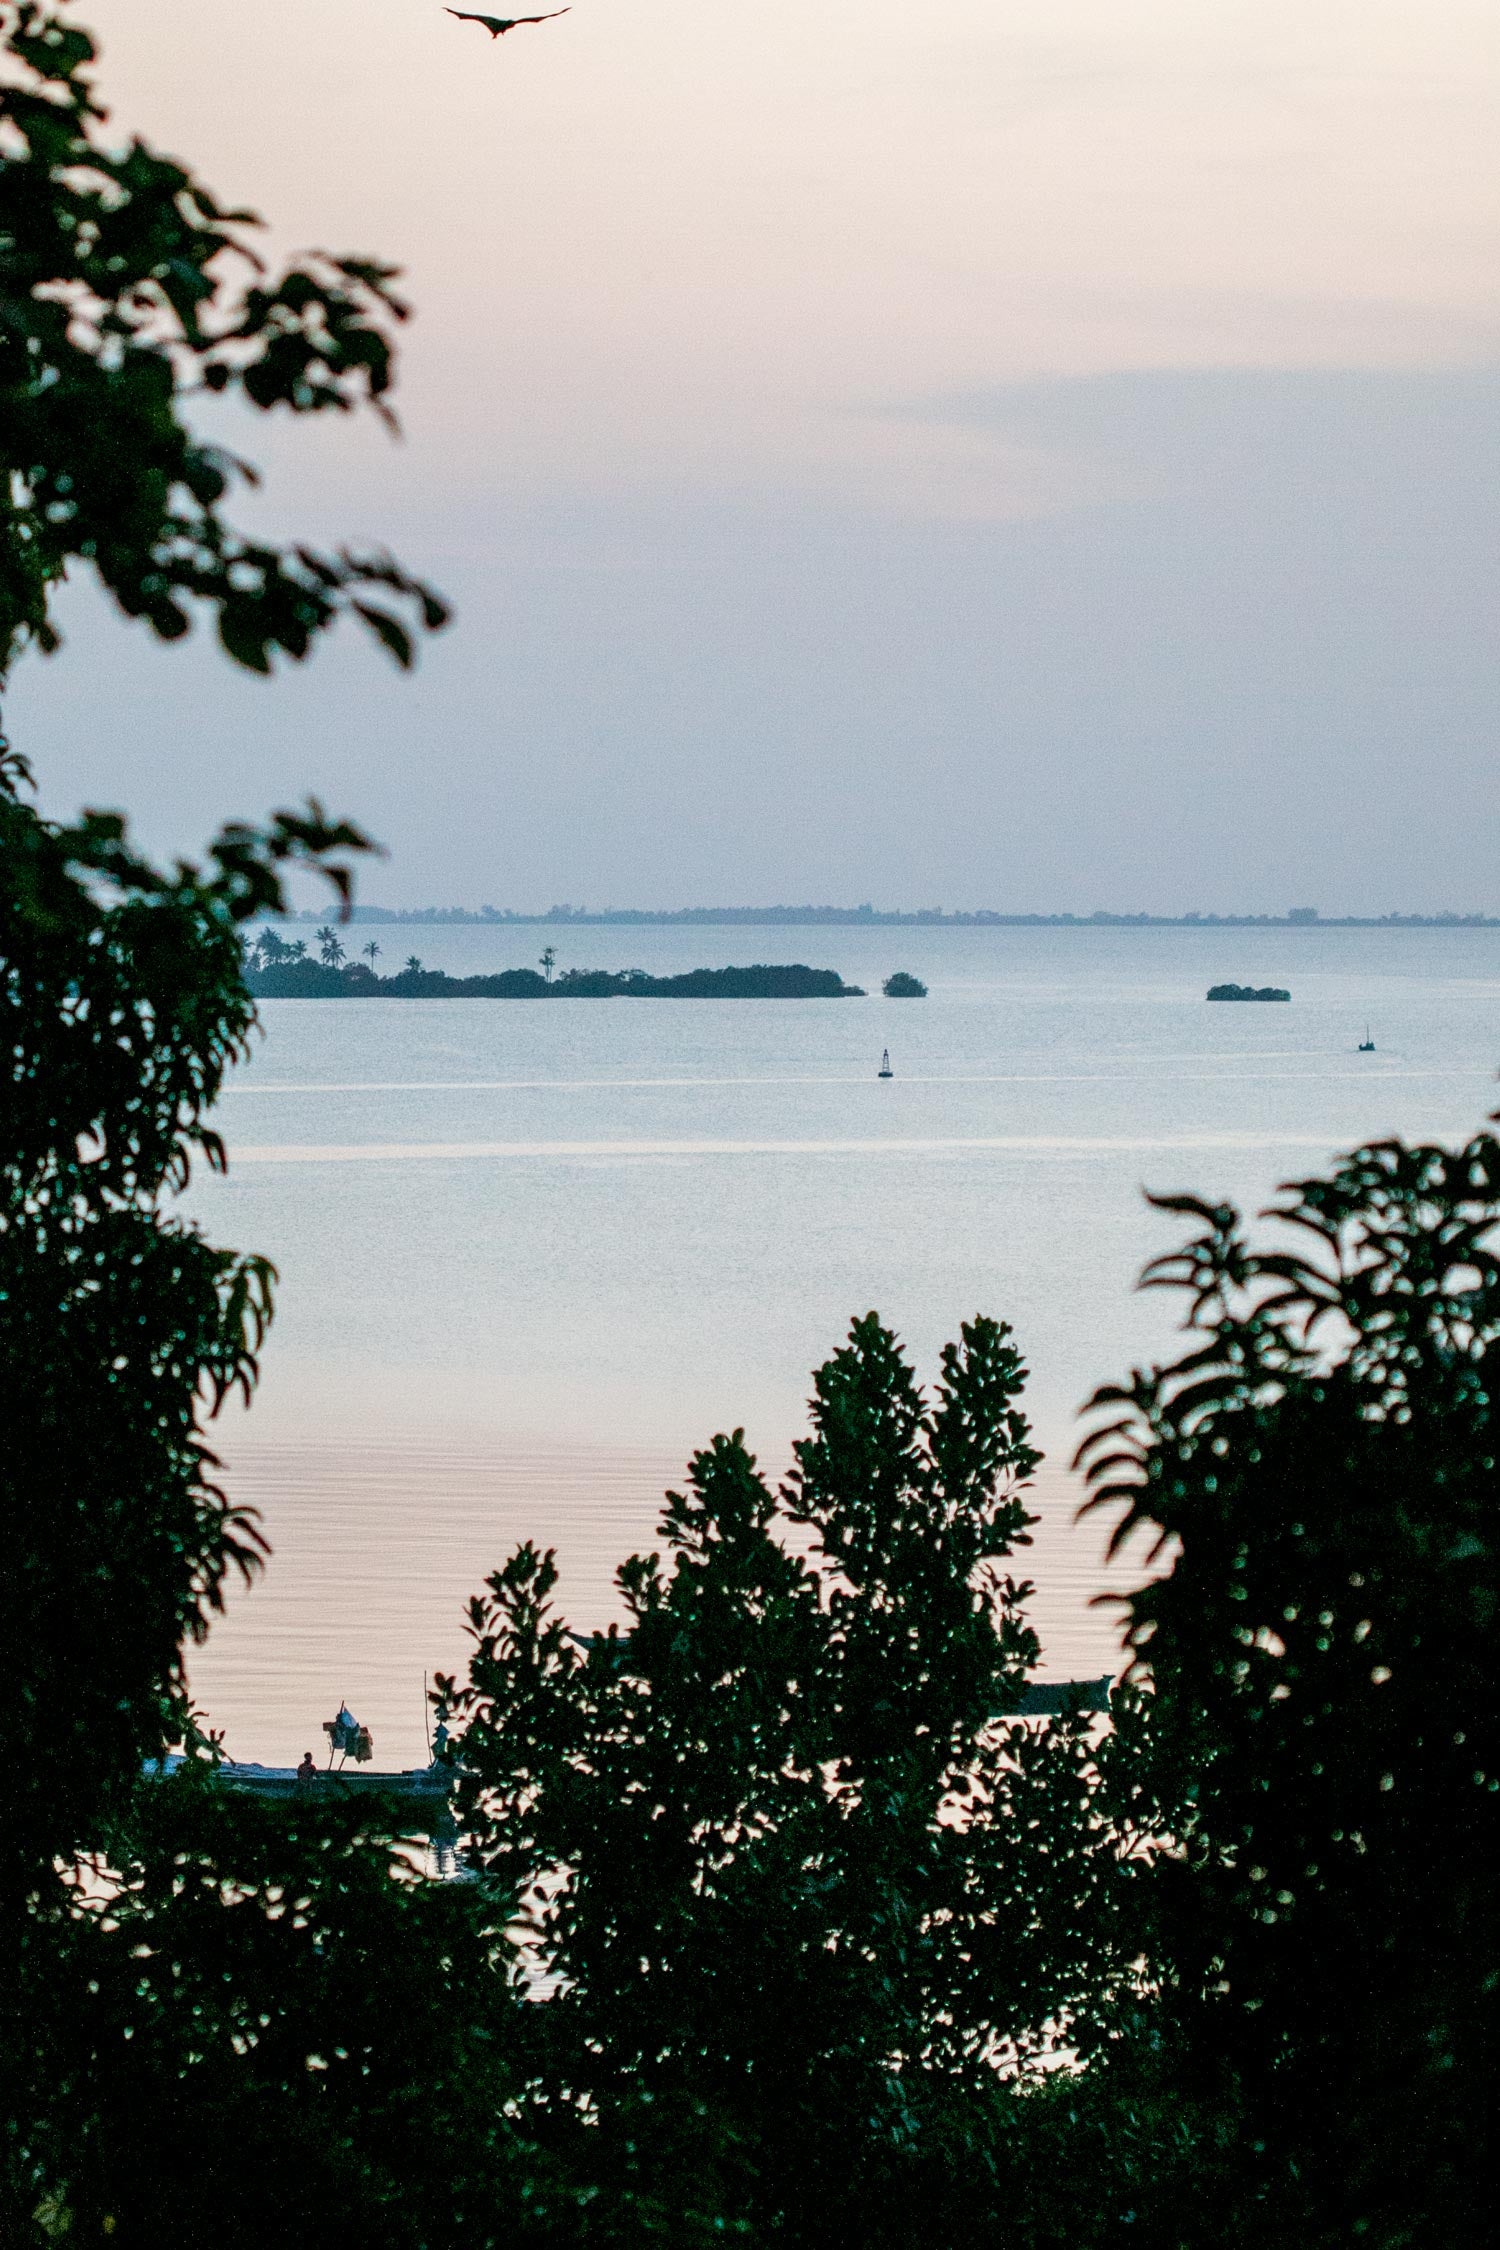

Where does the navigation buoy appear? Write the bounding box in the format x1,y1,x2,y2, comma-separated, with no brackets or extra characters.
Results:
878,1049,893,1079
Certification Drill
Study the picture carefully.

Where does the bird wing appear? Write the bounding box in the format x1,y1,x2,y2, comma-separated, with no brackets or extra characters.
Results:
443,7,570,33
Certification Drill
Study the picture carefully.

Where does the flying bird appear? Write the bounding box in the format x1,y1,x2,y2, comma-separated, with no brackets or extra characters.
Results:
444,9,571,34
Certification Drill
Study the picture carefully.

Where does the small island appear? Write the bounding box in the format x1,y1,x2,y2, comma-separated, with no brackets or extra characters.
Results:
245,953,865,1000
882,972,928,998
1206,983,1290,1002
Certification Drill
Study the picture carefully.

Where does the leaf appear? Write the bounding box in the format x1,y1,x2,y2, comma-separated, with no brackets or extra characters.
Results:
349,602,413,668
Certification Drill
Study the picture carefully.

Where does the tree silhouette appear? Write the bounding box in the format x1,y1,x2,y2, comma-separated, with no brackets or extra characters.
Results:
0,3,447,677
316,925,345,967
539,944,556,980
363,940,381,968
1080,1131,1500,2240
443,1315,1135,2236
0,9,502,2238
405,954,423,974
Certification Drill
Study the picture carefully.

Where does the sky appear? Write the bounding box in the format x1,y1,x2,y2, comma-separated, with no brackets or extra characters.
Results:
8,0,1499,912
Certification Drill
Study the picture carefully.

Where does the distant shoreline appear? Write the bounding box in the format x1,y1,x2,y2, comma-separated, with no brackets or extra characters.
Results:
254,907,1500,931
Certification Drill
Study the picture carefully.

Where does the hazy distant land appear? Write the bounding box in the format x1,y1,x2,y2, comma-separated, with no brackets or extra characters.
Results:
258,904,1500,930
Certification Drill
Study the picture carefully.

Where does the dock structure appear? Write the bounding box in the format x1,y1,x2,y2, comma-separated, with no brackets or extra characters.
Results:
143,1680,1114,1809
143,1755,452,1804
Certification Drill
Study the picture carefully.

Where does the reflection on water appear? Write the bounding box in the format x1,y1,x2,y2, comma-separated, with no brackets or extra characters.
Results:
194,1438,683,1770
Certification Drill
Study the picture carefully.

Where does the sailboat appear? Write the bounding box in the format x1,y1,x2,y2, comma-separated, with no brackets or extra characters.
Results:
878,1048,893,1079
1358,1026,1376,1052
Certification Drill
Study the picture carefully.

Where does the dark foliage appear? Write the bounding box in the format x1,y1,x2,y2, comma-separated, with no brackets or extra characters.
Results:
0,742,373,1890
0,13,479,2237
0,3,447,674
881,971,927,997
1080,1136,1500,2244
18,1780,526,2250
443,1314,1147,2243
0,732,495,2239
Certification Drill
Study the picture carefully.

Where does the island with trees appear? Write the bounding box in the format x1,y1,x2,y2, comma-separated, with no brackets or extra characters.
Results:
244,931,864,998
882,971,928,997
1207,982,1291,1001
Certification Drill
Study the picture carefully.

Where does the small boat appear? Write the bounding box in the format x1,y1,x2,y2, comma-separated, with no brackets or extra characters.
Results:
1359,1026,1376,1052
142,1754,451,1803
878,1049,893,1079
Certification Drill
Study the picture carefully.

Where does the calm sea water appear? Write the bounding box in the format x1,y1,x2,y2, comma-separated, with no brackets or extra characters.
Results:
186,924,1500,1767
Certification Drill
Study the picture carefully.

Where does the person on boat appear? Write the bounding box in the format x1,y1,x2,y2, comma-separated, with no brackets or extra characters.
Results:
296,1751,318,1786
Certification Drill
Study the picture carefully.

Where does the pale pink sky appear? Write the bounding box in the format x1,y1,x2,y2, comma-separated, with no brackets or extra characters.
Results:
13,1,1500,909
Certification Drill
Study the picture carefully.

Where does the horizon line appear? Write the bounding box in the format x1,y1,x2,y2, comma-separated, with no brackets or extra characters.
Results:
264,905,1500,930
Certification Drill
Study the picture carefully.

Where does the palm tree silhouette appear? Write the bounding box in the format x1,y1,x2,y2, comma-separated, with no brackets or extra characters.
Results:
317,925,345,967
540,945,556,981
405,955,424,975
364,941,382,969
